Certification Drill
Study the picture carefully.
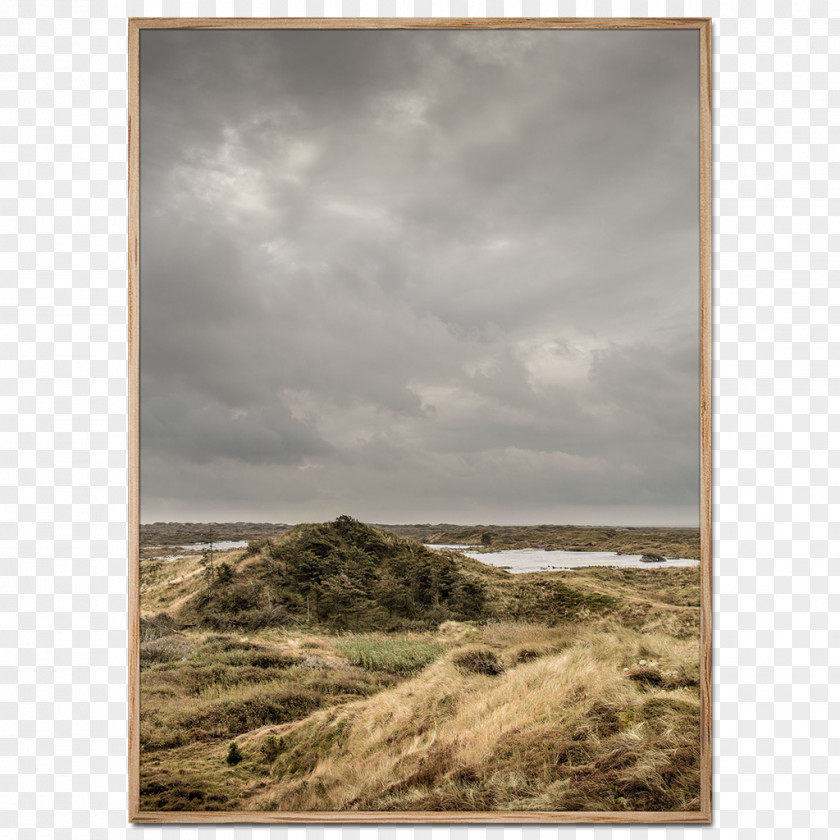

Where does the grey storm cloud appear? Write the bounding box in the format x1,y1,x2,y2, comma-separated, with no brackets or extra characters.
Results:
139,28,700,526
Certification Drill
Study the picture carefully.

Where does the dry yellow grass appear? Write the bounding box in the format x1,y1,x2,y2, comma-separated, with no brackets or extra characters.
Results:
230,623,700,813
139,547,246,615
137,523,701,813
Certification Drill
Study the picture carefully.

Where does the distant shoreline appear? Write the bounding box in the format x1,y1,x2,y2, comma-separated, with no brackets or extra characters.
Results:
139,520,701,560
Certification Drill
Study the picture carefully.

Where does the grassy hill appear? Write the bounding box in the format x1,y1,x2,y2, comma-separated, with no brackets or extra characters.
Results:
155,515,496,632
139,517,701,813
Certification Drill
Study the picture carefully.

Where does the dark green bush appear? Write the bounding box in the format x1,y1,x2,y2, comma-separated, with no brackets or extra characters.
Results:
452,647,505,676
216,562,234,583
245,540,269,556
226,742,243,765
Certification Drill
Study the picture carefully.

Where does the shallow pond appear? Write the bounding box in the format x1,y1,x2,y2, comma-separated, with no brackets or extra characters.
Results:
145,540,251,561
426,544,699,573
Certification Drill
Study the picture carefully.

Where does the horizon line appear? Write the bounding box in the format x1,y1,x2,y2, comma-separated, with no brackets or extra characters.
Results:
139,519,700,529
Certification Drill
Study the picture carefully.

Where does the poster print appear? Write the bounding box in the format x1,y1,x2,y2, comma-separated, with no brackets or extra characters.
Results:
129,18,711,823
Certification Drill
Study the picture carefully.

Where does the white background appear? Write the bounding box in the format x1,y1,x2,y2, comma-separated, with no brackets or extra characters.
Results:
1,1,837,838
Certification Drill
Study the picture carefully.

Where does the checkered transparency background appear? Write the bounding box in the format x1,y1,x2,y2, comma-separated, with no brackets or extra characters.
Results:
1,0,837,837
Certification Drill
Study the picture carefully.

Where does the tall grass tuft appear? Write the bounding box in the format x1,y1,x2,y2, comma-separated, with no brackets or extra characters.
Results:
336,635,444,676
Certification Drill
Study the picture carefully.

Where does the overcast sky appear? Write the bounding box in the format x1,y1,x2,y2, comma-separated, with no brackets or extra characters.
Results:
139,28,700,526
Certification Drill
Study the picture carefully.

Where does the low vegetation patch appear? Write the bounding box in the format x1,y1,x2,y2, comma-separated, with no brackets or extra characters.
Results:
140,634,193,668
140,612,178,642
625,666,664,687
260,735,285,763
451,647,505,676
336,635,445,676
141,682,323,749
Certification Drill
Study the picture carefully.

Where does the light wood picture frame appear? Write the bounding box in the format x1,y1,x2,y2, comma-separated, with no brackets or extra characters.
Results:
129,17,712,824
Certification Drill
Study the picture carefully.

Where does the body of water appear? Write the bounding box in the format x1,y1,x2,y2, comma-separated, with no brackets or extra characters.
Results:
426,544,699,573
175,540,251,552
145,540,251,561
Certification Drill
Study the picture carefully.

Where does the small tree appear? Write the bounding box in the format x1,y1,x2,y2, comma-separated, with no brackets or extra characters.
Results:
200,523,217,591
377,570,409,619
226,741,243,765
318,572,371,628
449,578,487,620
216,562,234,584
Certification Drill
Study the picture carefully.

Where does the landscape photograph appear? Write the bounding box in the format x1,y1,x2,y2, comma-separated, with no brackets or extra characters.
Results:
132,22,708,819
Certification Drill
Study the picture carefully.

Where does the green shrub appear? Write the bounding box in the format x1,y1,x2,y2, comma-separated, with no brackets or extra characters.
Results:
216,562,234,583
245,540,269,556
226,742,243,765
260,735,285,762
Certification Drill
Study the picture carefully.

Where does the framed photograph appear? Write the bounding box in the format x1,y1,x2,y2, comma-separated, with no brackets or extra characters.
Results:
129,17,711,823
